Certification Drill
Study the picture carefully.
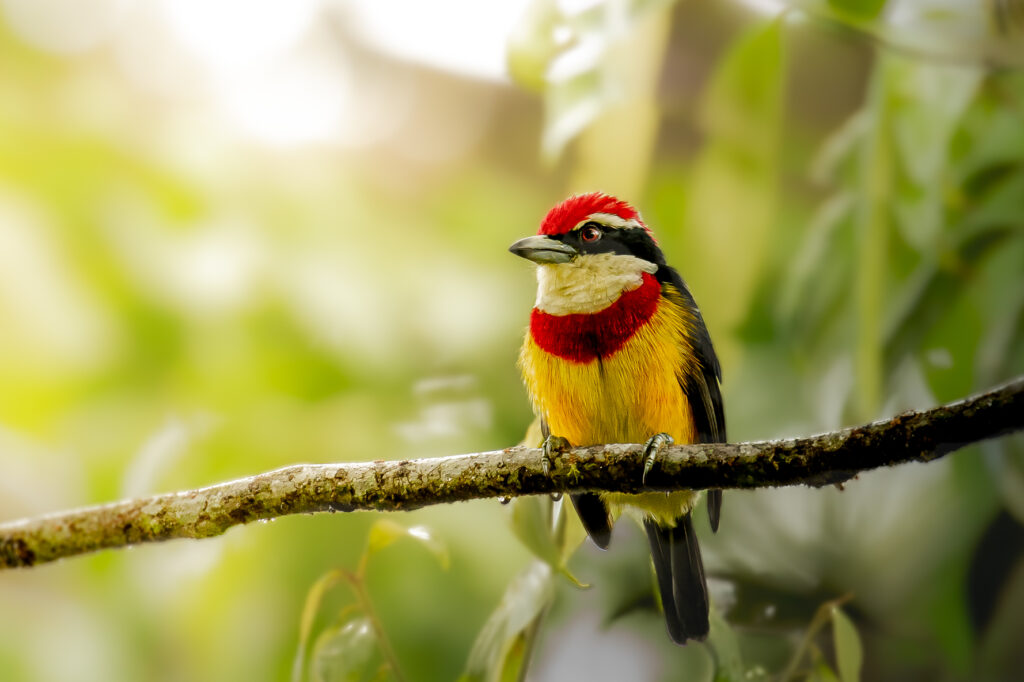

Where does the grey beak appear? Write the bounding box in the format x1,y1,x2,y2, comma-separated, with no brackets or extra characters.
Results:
509,235,578,264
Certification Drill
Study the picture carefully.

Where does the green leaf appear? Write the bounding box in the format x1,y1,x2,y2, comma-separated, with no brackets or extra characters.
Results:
890,62,980,189
810,111,868,185
293,569,346,682
310,616,378,682
698,18,785,154
780,596,853,682
365,519,449,570
366,519,408,555
708,605,745,682
925,555,976,675
883,223,1015,374
801,1,1024,68
541,69,607,162
506,0,561,94
510,496,559,567
809,660,842,682
777,191,854,326
497,630,530,682
506,0,677,160
683,19,786,346
976,244,1024,387
512,496,589,586
462,561,555,682
826,0,887,21
961,167,1024,232
888,59,981,251
552,498,590,586
831,607,863,682
955,85,1024,183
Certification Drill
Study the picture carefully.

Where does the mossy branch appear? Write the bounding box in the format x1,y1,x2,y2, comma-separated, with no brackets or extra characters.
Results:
2,377,1022,570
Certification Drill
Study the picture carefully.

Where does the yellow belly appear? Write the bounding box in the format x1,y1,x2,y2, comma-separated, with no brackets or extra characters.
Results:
519,296,701,525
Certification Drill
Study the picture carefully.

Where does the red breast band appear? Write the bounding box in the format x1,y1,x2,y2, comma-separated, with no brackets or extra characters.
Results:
530,272,661,363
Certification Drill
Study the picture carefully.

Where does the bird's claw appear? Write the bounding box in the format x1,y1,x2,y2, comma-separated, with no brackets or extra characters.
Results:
642,433,673,486
542,435,570,501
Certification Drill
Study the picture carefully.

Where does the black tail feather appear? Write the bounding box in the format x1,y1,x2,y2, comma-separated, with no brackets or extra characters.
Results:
674,514,709,638
644,513,710,645
644,518,687,643
707,490,723,533
570,493,612,549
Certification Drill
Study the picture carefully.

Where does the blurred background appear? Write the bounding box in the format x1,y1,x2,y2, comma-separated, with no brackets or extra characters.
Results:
0,0,1022,680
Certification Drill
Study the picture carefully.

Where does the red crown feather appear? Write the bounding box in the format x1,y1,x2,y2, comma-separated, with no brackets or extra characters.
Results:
538,192,649,236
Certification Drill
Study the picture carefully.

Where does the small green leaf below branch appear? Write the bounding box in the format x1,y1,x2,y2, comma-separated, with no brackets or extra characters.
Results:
1,377,1022,570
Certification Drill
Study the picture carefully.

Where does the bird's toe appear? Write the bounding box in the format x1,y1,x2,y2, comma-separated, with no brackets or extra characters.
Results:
642,432,674,485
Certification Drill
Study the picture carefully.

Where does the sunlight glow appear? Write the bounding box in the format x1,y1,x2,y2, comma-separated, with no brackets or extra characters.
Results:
347,0,531,81
158,0,319,72
732,0,789,14
1,0,129,54
219,45,352,147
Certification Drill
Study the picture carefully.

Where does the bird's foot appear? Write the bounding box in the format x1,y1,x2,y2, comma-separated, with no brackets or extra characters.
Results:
642,433,674,486
542,434,570,500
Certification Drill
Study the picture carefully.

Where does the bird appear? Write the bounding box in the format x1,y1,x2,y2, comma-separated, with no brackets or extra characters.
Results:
509,192,726,644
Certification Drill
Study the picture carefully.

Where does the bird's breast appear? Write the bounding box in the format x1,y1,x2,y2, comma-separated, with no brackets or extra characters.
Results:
520,280,702,524
519,279,697,448
529,272,661,363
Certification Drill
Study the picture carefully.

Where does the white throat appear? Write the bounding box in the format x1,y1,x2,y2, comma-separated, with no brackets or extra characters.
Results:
534,253,658,315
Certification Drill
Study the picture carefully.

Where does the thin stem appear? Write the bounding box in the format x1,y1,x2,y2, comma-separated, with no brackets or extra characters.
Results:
855,53,892,420
342,570,409,682
779,594,853,682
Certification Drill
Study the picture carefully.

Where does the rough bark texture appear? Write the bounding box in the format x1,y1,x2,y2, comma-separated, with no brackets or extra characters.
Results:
1,377,1022,569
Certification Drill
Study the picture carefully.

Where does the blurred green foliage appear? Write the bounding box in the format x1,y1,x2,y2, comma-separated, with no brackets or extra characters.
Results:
1,1,1022,681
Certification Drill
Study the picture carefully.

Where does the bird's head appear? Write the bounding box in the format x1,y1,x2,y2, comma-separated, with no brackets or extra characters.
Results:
510,192,666,315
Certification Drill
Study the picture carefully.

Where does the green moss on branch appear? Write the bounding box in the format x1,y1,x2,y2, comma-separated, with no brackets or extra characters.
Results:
1,377,1022,569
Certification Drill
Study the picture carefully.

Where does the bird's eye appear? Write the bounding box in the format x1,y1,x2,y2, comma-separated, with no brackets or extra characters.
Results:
580,224,602,242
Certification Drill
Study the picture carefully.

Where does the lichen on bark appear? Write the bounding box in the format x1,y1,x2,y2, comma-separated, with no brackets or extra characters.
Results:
1,377,1021,569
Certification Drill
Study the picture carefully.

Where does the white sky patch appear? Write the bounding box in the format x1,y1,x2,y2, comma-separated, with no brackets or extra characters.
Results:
219,44,352,147
347,0,532,81
176,225,266,311
556,0,605,13
158,0,320,74
731,0,789,14
18,0,536,148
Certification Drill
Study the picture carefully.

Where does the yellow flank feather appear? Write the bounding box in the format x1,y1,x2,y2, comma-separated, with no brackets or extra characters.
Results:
519,284,702,526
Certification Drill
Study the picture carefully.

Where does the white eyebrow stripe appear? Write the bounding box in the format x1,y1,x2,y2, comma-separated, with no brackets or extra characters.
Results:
574,213,644,230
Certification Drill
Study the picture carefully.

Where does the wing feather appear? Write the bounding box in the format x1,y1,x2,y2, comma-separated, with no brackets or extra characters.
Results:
657,266,727,532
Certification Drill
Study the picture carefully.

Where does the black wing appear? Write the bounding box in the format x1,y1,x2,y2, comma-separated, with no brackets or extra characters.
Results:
657,265,727,532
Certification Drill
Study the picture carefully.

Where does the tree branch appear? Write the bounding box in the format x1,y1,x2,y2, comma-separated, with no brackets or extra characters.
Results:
2,377,1022,570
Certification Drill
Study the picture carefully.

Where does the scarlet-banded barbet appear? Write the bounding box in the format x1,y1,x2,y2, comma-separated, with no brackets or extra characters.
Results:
510,192,725,644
